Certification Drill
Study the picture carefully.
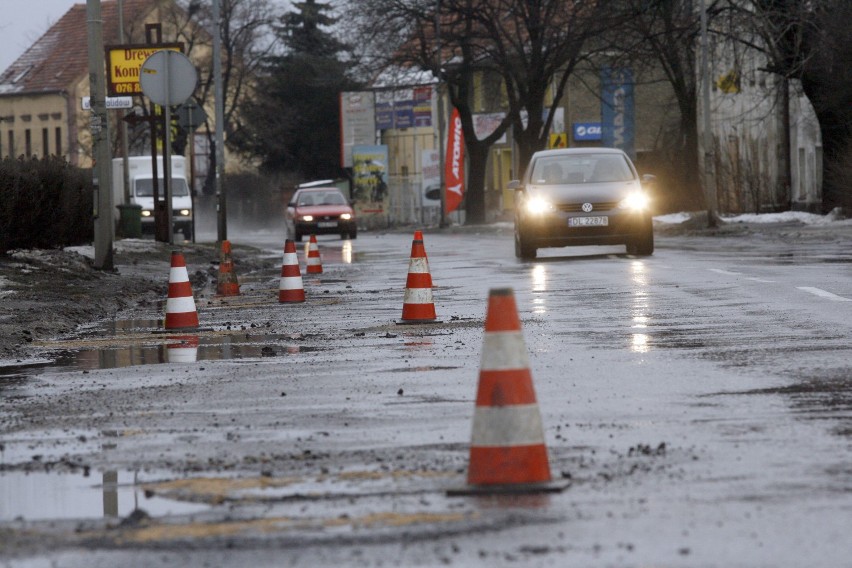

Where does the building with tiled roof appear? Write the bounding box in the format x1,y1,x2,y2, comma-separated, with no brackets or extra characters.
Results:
0,0,192,167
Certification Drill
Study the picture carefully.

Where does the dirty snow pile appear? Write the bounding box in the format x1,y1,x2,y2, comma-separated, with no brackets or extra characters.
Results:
655,208,850,226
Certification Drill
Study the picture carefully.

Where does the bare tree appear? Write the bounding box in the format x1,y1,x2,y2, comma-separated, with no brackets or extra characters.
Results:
118,1,274,193
726,0,852,212
349,0,614,224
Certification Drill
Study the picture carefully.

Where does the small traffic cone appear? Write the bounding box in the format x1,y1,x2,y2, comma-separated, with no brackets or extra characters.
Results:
216,240,240,296
164,251,200,330
399,230,438,323
166,335,199,363
448,288,567,496
279,239,306,303
306,235,323,274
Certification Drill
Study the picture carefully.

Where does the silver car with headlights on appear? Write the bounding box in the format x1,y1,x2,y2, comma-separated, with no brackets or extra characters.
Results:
510,148,655,259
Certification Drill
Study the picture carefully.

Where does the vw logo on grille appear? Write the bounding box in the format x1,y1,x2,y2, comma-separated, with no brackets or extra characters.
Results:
582,202,594,212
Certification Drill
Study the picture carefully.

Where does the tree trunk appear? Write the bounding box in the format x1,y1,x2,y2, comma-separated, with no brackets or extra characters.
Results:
464,141,489,224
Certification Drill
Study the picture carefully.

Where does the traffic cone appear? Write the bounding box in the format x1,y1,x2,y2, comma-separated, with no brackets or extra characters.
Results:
399,230,438,323
216,240,240,296
448,288,567,496
279,239,306,303
164,251,200,330
306,235,323,274
166,335,199,363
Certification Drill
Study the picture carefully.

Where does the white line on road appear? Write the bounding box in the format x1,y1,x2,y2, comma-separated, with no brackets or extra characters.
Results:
797,287,852,302
708,269,741,276
745,277,776,283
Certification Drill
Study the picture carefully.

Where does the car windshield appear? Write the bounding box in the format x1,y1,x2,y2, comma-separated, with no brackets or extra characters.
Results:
531,154,634,184
298,191,346,206
135,178,189,197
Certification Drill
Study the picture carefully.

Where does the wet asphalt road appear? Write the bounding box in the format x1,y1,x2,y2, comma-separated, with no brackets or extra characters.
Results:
1,226,850,567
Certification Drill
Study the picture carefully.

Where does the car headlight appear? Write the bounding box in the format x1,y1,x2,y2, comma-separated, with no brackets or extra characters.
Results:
619,192,650,211
524,196,554,215
301,215,314,222
340,213,352,220
179,209,191,217
141,210,152,217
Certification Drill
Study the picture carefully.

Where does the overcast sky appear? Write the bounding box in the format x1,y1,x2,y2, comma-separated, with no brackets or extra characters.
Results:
0,0,77,72
0,0,297,74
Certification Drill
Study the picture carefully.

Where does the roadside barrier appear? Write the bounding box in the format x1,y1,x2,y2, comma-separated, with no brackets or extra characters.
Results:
448,287,567,495
279,239,306,303
216,239,240,296
164,251,200,330
399,230,438,323
306,235,323,274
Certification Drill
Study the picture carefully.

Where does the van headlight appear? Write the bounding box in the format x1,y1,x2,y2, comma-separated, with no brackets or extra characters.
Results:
141,210,152,217
524,196,554,215
340,213,352,220
619,192,650,211
179,209,191,217
300,215,314,222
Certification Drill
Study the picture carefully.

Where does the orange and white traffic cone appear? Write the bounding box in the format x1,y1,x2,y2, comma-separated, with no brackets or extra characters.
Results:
399,230,438,323
306,234,323,274
448,287,567,496
279,239,306,303
164,251,200,330
216,240,240,296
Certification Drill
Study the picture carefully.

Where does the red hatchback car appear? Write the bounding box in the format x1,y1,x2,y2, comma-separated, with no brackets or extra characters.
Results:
285,187,357,241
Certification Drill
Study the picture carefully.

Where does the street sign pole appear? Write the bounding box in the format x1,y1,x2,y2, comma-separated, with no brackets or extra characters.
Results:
140,50,198,245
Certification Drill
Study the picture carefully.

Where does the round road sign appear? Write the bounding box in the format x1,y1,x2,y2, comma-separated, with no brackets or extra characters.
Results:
140,50,198,107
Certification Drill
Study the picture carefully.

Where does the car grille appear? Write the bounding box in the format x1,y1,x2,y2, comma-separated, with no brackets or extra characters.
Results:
556,201,620,213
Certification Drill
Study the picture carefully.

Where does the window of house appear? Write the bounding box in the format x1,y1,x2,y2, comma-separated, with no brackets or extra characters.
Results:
25,129,32,157
42,128,49,156
7,131,14,158
55,127,62,157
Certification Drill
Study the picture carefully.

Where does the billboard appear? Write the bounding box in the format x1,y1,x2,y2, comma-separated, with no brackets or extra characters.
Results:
105,44,183,96
601,67,635,157
352,145,389,217
340,92,377,168
375,86,433,130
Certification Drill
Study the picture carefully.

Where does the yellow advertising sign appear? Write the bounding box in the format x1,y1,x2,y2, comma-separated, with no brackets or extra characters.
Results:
105,43,183,96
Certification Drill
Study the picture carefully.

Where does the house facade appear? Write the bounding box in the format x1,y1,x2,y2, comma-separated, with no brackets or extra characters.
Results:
0,0,207,169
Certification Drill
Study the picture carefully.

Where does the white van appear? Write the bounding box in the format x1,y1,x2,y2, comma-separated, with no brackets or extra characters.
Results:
111,156,193,239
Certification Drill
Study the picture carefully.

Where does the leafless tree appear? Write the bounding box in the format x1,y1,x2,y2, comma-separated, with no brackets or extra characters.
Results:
348,0,615,224
723,0,852,212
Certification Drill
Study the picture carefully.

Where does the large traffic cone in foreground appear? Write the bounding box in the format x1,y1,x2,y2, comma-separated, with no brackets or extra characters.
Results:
306,235,323,274
164,251,200,330
279,239,306,303
399,230,438,323
448,288,567,496
216,240,240,296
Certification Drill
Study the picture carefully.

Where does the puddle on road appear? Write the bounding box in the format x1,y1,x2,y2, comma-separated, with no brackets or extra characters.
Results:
1,323,328,379
0,470,210,522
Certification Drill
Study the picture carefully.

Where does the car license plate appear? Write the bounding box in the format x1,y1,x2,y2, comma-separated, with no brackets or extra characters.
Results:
317,221,337,228
568,216,608,227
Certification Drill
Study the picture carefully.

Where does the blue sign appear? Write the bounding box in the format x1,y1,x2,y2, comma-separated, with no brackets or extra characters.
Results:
601,67,635,158
573,122,602,141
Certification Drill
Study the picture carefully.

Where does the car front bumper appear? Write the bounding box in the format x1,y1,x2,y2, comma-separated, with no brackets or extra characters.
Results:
518,211,651,248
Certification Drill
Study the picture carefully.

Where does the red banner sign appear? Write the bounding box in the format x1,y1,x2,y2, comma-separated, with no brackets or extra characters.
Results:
444,108,465,214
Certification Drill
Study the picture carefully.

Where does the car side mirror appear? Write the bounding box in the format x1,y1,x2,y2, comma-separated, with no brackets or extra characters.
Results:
507,180,521,190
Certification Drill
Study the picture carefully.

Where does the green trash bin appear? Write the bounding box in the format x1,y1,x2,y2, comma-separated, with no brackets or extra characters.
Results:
117,203,143,238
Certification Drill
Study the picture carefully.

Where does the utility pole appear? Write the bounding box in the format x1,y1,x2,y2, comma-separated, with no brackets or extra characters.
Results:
87,0,114,269
700,0,717,227
213,0,227,242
